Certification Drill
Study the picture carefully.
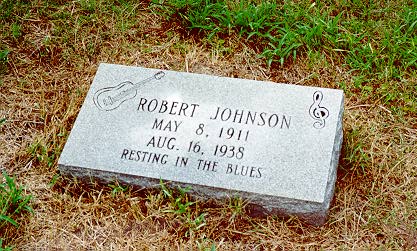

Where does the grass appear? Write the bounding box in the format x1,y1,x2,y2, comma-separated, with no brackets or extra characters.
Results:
0,0,416,249
0,172,32,228
151,0,417,115
0,172,32,250
160,181,208,237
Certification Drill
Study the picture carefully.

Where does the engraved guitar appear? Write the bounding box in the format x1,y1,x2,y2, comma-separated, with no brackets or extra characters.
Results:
93,71,165,111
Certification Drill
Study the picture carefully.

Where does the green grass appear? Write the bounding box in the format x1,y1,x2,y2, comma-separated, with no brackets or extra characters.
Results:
0,172,33,229
0,238,13,251
0,49,9,76
28,139,60,169
0,172,33,250
160,180,207,237
151,0,417,114
0,118,6,128
108,182,128,197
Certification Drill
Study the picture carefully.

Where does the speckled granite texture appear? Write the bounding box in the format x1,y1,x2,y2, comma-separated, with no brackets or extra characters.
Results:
58,63,344,225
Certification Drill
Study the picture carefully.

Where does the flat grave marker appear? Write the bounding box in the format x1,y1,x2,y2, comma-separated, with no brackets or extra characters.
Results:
58,63,344,225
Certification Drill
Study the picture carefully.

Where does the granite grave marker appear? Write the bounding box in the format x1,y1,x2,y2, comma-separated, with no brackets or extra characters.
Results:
58,63,344,225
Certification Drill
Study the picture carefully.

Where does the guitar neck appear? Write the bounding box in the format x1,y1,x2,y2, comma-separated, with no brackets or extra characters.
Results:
128,71,165,93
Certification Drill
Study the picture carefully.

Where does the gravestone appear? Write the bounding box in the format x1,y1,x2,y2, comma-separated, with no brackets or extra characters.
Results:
58,63,344,226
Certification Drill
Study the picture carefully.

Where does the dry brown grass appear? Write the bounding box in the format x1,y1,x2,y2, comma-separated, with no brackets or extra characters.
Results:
1,1,416,250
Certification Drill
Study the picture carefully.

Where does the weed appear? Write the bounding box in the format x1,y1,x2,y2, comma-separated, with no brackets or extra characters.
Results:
0,50,8,63
79,0,97,13
160,180,207,237
48,174,60,188
10,23,22,39
28,140,57,168
196,239,217,251
108,182,128,198
0,238,13,251
0,118,6,128
0,49,9,75
344,128,371,175
228,197,246,221
0,172,33,229
160,181,193,214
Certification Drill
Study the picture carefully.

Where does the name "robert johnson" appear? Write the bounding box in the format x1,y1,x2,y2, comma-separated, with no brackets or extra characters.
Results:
137,97,291,129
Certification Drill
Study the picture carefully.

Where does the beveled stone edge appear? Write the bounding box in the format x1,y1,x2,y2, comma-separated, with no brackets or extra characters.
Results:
58,163,332,226
319,93,345,225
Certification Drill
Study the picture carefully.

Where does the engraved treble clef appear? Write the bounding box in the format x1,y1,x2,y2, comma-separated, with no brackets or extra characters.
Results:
309,91,329,129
